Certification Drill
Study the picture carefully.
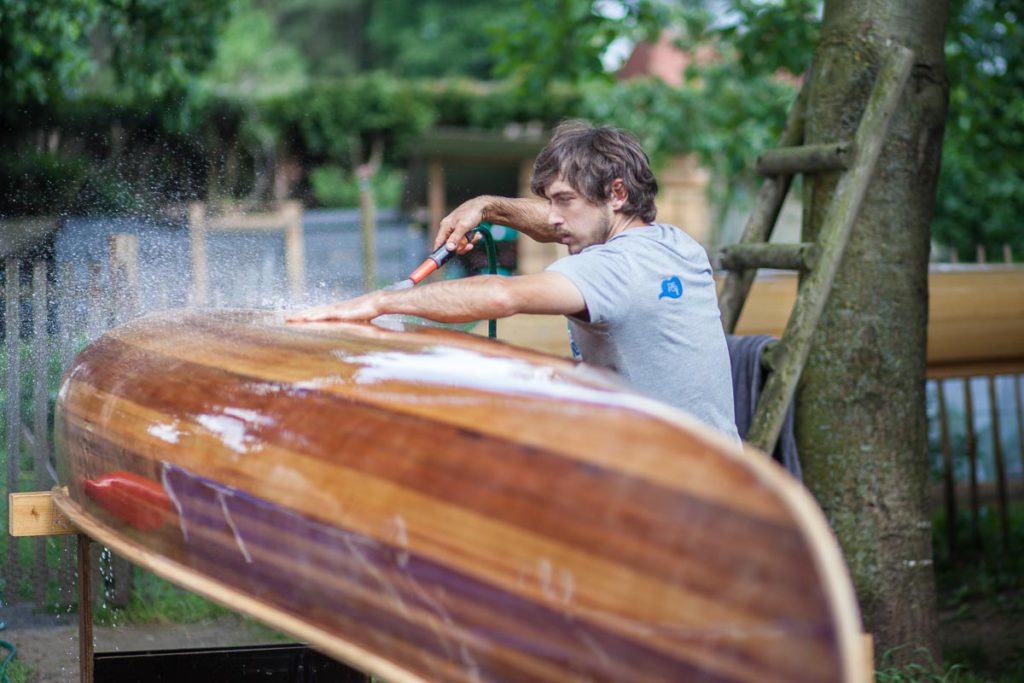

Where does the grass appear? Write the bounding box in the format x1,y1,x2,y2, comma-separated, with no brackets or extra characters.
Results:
927,502,1024,683
1,659,36,683
92,566,230,627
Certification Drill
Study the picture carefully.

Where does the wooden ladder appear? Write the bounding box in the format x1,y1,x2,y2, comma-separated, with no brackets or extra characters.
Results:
718,45,915,455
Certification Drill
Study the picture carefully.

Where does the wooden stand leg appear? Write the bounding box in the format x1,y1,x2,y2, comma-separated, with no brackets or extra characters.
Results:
77,534,94,683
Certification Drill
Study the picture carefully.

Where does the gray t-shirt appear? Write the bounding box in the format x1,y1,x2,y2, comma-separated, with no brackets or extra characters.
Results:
546,223,739,440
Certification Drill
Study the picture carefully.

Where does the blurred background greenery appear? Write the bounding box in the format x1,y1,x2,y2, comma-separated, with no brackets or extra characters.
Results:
0,0,1019,255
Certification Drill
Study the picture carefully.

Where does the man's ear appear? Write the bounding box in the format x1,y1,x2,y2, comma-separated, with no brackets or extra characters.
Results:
609,179,628,211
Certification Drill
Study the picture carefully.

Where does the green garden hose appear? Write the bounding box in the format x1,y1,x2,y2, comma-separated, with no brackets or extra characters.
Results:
0,620,16,683
466,223,499,339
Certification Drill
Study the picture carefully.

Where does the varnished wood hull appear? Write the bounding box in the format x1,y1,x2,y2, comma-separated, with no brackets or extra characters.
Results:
54,310,863,682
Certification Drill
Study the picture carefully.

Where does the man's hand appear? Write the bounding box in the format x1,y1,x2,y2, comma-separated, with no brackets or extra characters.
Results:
435,196,489,253
287,291,383,323
436,195,555,247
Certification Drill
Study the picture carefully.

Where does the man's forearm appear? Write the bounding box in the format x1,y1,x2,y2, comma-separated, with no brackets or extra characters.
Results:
377,275,518,323
477,196,556,243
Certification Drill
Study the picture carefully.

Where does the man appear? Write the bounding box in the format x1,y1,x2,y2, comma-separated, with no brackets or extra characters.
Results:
290,120,738,439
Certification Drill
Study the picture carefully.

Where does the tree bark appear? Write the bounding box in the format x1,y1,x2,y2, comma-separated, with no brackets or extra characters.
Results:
798,0,949,666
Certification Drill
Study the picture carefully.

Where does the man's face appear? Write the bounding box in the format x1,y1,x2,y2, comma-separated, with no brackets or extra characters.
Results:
543,176,613,255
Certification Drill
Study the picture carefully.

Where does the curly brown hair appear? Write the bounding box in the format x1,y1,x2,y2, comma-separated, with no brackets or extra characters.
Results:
530,120,658,223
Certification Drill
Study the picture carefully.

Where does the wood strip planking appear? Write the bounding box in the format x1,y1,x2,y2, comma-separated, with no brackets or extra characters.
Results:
99,312,790,523
61,337,811,589
54,311,862,682
57,390,830,659
58,423,838,683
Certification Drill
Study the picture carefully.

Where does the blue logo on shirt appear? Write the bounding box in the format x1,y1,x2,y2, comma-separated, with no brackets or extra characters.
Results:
658,276,683,300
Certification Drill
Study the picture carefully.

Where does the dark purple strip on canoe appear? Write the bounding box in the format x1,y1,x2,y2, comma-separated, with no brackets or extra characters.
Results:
57,410,838,683
161,462,762,683
65,334,821,621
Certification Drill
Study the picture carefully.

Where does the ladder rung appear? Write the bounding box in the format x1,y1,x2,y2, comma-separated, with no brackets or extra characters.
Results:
756,142,853,176
718,243,818,272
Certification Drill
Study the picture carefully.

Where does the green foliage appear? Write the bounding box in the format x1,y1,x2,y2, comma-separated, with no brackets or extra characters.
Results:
367,0,521,79
874,648,964,682
0,0,101,105
259,0,366,78
200,1,308,99
0,0,235,107
294,73,436,163
309,165,404,208
692,0,819,77
934,0,1024,260
489,0,667,96
0,150,90,217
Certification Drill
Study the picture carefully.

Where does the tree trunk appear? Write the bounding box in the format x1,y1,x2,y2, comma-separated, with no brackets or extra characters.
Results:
798,0,949,666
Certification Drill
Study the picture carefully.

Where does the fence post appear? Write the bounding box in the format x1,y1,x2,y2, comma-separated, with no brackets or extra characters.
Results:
4,257,22,602
1015,375,1024,484
86,262,104,341
284,201,305,304
963,378,981,548
988,377,1010,550
31,260,51,606
936,379,957,556
55,262,79,606
359,170,377,294
108,233,139,322
189,202,208,306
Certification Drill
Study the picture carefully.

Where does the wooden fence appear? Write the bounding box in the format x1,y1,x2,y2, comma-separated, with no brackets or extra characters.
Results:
1,245,144,609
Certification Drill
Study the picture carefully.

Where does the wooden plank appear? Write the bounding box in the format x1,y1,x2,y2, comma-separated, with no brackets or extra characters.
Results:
77,534,94,683
359,175,377,294
964,379,981,546
9,491,77,536
756,142,852,176
189,203,209,305
1016,375,1024,480
724,268,1024,378
52,310,866,683
5,257,22,601
935,380,957,556
31,260,51,604
988,377,1010,550
718,243,817,272
107,233,139,321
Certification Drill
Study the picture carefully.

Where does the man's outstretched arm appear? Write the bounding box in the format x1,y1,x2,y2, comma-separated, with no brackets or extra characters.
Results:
288,272,585,324
436,196,555,252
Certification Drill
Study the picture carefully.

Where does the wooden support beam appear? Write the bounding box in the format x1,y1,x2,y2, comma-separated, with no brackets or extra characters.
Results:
78,534,94,683
756,142,853,176
988,377,1010,550
5,258,22,602
935,380,958,556
9,491,77,536
719,242,818,272
427,157,446,242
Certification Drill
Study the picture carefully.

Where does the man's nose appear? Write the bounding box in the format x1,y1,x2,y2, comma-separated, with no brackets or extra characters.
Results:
547,208,563,226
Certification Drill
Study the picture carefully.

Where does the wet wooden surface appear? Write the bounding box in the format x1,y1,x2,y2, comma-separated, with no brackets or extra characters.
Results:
54,310,863,682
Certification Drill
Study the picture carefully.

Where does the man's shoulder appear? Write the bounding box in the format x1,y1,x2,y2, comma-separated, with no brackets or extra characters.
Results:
604,223,708,261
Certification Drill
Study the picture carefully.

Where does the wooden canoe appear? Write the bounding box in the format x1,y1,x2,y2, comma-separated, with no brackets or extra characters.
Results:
54,310,863,683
